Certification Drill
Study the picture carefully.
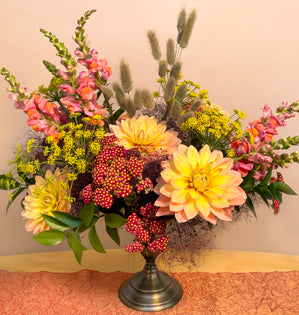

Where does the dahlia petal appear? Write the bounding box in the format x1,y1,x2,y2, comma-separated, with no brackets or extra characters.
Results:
171,188,189,203
177,144,188,154
183,199,198,220
213,172,242,187
228,187,246,205
198,145,211,168
170,175,189,189
195,194,211,217
209,196,230,209
211,206,233,221
213,157,233,172
198,212,217,225
209,150,223,167
189,188,200,199
187,145,200,168
175,210,189,223
159,184,174,197
161,168,177,183
156,207,174,217
173,151,192,177
169,201,184,211
154,195,170,207
154,176,165,194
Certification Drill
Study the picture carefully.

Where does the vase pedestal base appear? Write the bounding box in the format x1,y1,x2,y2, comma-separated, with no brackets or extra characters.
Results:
118,265,183,312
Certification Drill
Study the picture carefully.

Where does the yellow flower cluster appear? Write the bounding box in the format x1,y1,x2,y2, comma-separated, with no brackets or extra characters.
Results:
16,160,40,177
181,107,243,154
44,122,105,177
182,108,242,138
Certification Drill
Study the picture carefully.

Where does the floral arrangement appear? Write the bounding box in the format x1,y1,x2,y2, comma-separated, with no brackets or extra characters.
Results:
0,9,298,263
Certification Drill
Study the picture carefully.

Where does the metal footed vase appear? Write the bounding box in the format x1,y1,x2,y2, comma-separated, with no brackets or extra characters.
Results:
118,247,183,312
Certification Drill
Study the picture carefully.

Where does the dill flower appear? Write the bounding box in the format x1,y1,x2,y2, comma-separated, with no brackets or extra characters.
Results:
181,107,242,152
26,139,35,153
109,115,181,156
22,168,71,235
154,144,246,224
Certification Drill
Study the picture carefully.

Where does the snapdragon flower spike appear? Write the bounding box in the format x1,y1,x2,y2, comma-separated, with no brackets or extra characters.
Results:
147,235,169,253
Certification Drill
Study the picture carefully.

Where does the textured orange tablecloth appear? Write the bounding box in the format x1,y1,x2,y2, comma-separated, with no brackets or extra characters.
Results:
0,269,298,314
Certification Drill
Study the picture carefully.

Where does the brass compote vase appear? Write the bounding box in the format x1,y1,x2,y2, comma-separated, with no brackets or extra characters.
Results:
118,247,183,312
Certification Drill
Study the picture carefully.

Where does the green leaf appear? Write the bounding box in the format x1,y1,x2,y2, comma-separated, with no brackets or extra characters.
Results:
234,205,240,212
67,233,87,264
270,182,297,195
240,176,255,192
20,197,25,210
79,203,94,227
0,174,21,190
255,188,270,207
268,185,282,203
245,197,257,218
33,230,65,246
274,190,282,203
106,226,120,246
89,224,106,253
6,186,26,213
257,167,273,189
41,214,69,231
113,108,125,121
52,211,82,227
105,213,126,228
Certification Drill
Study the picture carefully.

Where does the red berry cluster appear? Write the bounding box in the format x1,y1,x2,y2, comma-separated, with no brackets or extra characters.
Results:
124,202,168,254
147,235,169,253
79,184,92,204
125,241,144,253
270,171,284,184
136,178,154,194
273,199,280,215
79,135,147,209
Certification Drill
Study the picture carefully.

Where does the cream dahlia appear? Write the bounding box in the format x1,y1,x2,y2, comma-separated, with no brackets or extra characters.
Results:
109,115,181,155
22,168,71,234
154,144,246,224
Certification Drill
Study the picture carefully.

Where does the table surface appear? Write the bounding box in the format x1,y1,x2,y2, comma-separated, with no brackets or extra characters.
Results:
0,249,298,273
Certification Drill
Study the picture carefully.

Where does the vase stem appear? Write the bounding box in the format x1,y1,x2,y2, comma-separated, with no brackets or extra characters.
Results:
118,248,183,312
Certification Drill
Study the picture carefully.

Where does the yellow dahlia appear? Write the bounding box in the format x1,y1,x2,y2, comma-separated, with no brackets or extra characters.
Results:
109,115,181,155
154,144,246,224
22,168,71,234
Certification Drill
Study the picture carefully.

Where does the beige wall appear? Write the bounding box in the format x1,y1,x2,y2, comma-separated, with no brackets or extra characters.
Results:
0,0,298,256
